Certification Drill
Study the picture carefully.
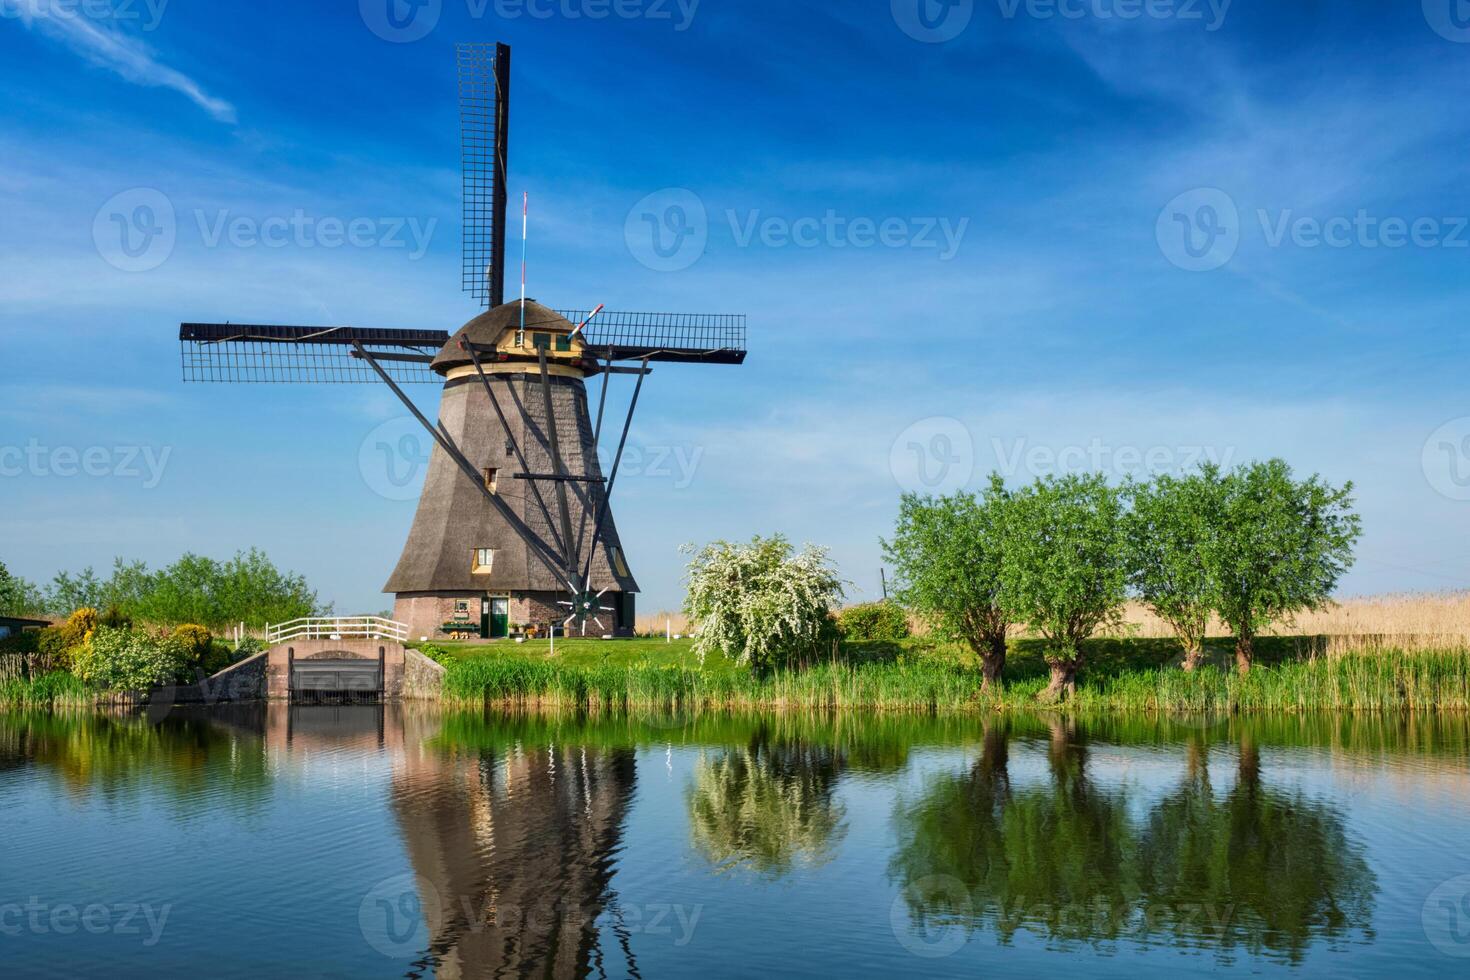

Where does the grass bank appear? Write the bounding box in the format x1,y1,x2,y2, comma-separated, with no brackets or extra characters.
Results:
428,635,1470,714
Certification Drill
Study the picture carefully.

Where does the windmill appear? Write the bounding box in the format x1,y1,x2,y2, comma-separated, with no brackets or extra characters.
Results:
178,43,746,641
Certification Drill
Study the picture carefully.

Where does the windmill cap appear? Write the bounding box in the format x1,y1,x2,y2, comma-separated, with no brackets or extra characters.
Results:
432,299,576,374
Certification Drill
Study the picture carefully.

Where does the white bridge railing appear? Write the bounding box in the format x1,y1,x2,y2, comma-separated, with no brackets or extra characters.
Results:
266,617,409,644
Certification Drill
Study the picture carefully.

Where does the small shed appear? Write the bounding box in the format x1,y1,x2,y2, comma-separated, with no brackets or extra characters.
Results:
0,616,51,640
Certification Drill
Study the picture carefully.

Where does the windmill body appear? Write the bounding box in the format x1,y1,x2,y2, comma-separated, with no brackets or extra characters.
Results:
386,300,638,640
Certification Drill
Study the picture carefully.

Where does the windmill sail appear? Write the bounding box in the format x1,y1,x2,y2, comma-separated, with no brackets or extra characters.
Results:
460,42,511,308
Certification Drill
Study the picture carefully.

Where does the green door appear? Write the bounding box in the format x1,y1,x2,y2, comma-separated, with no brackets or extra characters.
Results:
489,597,510,639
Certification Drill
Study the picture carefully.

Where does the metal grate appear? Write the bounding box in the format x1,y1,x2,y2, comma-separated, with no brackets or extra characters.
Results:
460,42,510,308
558,311,747,363
179,324,446,384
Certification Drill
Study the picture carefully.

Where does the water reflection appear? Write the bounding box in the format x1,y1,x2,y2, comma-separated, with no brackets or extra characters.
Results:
686,725,847,877
890,721,1378,963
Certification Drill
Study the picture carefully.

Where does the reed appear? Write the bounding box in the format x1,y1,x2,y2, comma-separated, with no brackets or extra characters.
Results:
0,671,93,708
442,646,1470,715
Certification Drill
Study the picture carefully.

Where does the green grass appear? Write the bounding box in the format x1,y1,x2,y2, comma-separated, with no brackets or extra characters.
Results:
428,635,1470,715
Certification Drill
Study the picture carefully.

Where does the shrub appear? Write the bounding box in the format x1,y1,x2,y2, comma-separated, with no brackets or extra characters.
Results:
683,535,845,674
416,643,453,665
837,602,911,642
72,626,191,693
36,608,99,672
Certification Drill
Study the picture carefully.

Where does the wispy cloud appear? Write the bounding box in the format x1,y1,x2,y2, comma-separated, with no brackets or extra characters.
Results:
5,0,236,123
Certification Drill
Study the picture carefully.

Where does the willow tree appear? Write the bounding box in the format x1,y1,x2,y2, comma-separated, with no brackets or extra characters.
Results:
883,476,1014,689
1000,474,1129,700
1127,466,1227,671
1204,460,1361,674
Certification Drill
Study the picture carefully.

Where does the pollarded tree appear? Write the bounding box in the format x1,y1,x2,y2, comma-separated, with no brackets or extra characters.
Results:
882,476,1014,689
999,473,1129,701
1203,460,1361,674
683,535,845,674
1127,465,1227,671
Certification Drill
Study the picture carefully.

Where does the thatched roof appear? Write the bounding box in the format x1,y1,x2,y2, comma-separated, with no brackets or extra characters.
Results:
431,299,573,376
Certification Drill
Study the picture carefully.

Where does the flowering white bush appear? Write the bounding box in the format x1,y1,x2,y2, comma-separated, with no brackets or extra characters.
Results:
682,536,845,673
72,626,190,693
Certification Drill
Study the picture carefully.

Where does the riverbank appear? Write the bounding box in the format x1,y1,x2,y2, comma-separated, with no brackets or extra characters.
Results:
431,636,1470,714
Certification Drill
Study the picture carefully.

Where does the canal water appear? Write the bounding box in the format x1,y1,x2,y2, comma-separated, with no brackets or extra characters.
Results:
2,706,1468,977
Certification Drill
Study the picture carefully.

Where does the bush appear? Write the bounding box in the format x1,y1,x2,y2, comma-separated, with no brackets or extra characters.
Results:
415,643,453,666
36,608,99,671
683,535,845,674
72,626,191,693
837,602,911,642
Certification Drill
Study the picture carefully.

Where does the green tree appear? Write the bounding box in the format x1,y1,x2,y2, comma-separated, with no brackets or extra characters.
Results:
683,535,844,674
0,559,46,617
1204,460,1361,674
883,478,1015,689
999,473,1129,700
1127,466,1227,671
46,567,104,615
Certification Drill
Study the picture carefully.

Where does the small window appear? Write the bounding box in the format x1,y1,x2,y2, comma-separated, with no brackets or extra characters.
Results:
453,600,471,619
483,467,499,493
555,334,572,352
532,332,551,350
610,546,630,578
472,549,495,574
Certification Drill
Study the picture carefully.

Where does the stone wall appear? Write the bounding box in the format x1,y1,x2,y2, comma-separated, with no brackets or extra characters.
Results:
403,648,447,700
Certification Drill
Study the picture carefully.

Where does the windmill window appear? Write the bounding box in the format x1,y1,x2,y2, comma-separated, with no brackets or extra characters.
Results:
483,467,499,493
555,334,572,352
610,546,630,578
472,549,496,574
531,332,551,350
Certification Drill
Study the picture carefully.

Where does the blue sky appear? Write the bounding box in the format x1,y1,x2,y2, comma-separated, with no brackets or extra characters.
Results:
3,0,1470,614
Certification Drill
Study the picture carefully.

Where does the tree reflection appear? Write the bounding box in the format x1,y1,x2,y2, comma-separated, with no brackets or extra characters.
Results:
686,725,847,877
1135,732,1376,962
890,722,1377,961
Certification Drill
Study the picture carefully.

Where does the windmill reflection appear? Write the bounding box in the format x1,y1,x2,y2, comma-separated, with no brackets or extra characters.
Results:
890,721,1377,962
686,725,848,877
390,725,638,979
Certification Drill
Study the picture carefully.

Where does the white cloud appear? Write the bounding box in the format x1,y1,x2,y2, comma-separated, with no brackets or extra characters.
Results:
5,0,236,123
